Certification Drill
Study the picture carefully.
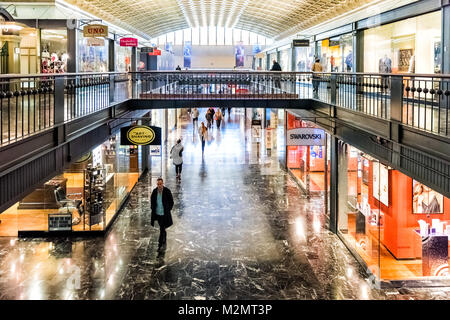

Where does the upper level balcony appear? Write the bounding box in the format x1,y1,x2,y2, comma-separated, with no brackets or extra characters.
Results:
0,70,448,148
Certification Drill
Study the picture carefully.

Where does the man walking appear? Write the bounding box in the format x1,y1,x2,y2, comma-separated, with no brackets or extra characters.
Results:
151,178,174,252
192,107,199,130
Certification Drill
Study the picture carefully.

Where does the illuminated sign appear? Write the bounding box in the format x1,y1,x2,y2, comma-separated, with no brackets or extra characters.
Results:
121,125,161,146
293,39,310,47
287,128,325,146
83,24,108,37
120,37,138,47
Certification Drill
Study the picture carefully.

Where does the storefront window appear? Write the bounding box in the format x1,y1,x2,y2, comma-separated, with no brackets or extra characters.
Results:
363,11,441,74
295,43,315,72
0,133,141,236
115,44,131,72
286,112,329,197
40,29,68,73
319,33,353,72
338,141,450,281
78,31,108,72
19,28,38,75
279,48,291,71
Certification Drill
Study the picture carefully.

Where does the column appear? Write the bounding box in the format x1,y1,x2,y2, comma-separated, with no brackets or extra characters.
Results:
108,38,115,72
442,1,450,74
329,135,339,233
67,24,77,73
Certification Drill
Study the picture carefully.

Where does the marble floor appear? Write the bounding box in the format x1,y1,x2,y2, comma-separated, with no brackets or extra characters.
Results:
0,108,449,300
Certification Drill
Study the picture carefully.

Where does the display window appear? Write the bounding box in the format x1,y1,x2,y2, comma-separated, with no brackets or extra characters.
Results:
115,45,131,72
40,29,68,74
317,33,353,72
0,132,142,237
294,43,315,72
279,48,291,71
78,30,108,72
363,11,441,74
286,112,330,197
19,28,39,75
338,141,450,281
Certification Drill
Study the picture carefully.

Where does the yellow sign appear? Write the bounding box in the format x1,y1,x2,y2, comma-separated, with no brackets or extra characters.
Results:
83,24,108,37
126,126,155,145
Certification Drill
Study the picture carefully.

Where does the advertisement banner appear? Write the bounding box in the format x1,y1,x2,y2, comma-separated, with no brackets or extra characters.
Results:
184,41,192,68
120,125,161,146
150,145,162,156
235,41,244,67
286,128,325,146
120,37,138,47
148,49,161,56
83,24,108,37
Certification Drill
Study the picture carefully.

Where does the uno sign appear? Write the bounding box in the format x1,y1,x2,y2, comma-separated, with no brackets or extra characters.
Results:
287,128,325,146
83,24,108,37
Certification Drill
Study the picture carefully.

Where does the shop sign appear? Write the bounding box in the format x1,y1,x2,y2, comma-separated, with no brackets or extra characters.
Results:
83,24,108,37
293,39,310,47
148,49,161,56
150,145,161,156
287,128,325,146
265,128,272,149
86,37,105,46
141,47,153,53
121,125,161,146
120,37,138,47
48,213,72,232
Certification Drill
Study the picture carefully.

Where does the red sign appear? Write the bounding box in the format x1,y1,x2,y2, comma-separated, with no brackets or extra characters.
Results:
148,49,161,56
120,37,138,47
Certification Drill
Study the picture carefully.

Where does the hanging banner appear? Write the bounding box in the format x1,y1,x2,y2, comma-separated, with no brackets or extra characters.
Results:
150,145,162,156
235,41,244,67
184,41,192,68
120,37,138,47
287,128,325,146
86,37,105,47
141,47,153,53
293,39,310,47
121,125,161,146
148,49,161,56
83,24,108,37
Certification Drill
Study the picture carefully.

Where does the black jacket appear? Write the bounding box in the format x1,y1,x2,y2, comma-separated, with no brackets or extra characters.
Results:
151,187,174,228
270,62,282,71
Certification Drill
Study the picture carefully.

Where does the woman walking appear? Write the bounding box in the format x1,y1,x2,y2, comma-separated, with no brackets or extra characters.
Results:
215,108,223,129
170,138,184,181
198,122,208,156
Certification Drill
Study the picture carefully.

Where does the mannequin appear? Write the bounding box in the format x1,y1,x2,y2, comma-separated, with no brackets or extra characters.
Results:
408,55,415,73
378,54,392,73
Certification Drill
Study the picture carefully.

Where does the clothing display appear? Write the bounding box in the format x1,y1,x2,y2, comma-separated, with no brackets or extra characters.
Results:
83,165,106,227
378,55,392,73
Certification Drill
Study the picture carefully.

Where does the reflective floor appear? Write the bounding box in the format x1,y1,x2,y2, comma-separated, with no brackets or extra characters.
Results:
0,109,449,300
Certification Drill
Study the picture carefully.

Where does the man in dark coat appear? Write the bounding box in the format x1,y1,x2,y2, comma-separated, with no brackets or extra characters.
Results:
151,177,174,252
270,60,282,71
270,60,282,89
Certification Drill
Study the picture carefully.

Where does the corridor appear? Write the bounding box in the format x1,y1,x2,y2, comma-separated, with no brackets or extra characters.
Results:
0,108,448,300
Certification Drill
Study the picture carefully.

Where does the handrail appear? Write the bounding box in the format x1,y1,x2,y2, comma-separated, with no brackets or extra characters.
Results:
0,71,128,80
130,70,450,78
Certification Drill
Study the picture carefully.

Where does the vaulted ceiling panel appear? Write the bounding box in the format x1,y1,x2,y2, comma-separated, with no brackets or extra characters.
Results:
64,0,378,39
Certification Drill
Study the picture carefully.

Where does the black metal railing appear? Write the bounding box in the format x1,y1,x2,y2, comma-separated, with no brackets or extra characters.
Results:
0,70,448,148
0,72,127,146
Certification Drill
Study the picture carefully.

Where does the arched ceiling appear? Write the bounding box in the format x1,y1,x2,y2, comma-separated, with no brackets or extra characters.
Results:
64,0,378,40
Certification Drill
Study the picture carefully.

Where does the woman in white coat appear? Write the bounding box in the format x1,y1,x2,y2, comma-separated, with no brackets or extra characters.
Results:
170,138,184,180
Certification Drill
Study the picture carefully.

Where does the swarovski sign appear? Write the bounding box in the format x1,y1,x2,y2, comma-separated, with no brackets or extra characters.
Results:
287,128,325,146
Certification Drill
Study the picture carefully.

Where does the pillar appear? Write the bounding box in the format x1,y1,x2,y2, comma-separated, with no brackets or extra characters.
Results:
67,25,77,73
442,1,450,74
329,135,339,233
